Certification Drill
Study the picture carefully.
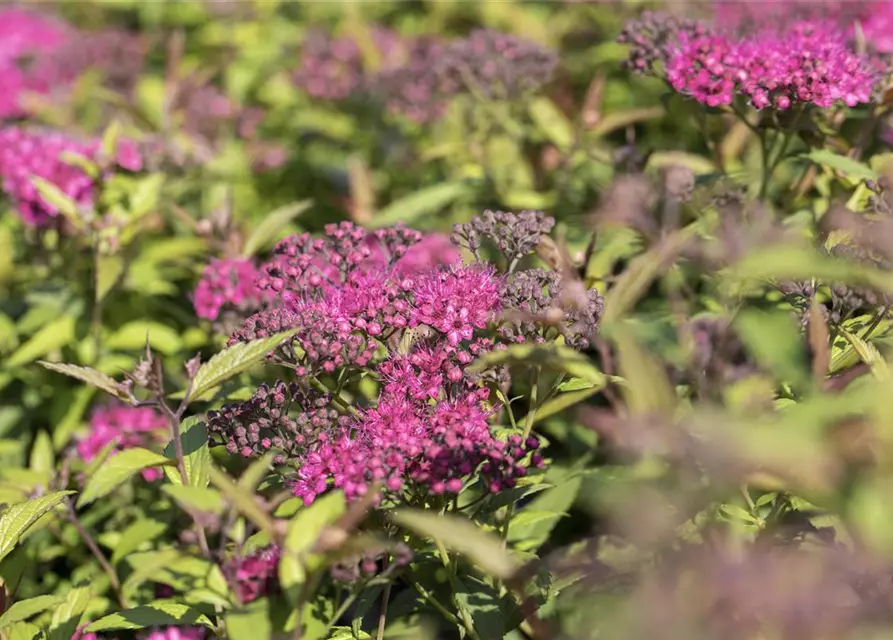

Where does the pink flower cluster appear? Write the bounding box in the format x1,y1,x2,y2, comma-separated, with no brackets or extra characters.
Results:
0,127,142,227
193,258,263,321
293,389,542,505
74,629,203,640
208,219,561,505
0,8,68,119
226,545,280,604
665,20,880,110
77,405,167,481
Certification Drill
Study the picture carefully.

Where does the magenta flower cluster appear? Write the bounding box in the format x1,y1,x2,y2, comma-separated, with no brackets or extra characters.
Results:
75,628,204,640
621,10,882,111
77,404,167,482
0,8,67,119
226,545,281,604
0,126,142,227
193,258,263,322
202,216,581,505
0,8,146,120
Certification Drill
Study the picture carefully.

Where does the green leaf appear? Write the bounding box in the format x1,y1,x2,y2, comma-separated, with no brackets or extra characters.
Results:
602,226,697,323
736,310,811,388
454,576,516,639
85,601,213,632
189,331,297,402
162,485,224,516
3,621,43,640
209,466,276,536
611,326,676,416
30,177,82,231
280,491,346,601
242,200,311,257
163,417,210,488
77,448,172,508
528,97,573,151
59,150,99,178
6,316,76,369
100,120,123,163
391,510,519,580
46,585,91,640
225,598,272,640
842,330,889,380
507,473,582,552
0,492,74,563
0,595,65,629
130,173,165,218
106,321,183,355
111,518,168,565
37,362,123,399
95,255,125,303
470,342,605,386
804,149,877,181
370,182,470,229
28,432,53,476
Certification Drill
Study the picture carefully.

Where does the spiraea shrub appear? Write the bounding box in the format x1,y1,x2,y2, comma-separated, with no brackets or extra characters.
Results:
7,1,893,639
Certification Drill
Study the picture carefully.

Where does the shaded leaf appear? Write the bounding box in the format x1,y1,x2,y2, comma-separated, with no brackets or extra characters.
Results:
470,342,604,386
162,486,224,516
805,149,876,181
30,177,82,231
242,200,311,257
370,182,469,229
111,518,168,565
163,417,210,488
225,598,272,640
0,595,64,629
391,510,519,579
85,602,213,632
77,448,172,508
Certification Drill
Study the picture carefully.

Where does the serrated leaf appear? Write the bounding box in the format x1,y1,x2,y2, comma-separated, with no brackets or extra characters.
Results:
242,200,311,257
46,585,90,640
0,492,74,563
38,362,122,399
391,510,519,580
77,448,172,508
225,598,272,640
189,331,297,402
30,177,82,230
28,432,53,476
163,417,210,488
162,485,224,516
0,595,65,629
805,149,876,181
209,466,276,536
370,182,470,229
85,601,213,632
6,316,76,369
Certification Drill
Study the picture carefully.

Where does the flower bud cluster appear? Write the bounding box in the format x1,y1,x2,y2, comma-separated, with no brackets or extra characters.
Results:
207,381,344,463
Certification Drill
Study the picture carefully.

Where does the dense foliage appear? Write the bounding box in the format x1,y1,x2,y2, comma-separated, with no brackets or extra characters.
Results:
5,1,893,639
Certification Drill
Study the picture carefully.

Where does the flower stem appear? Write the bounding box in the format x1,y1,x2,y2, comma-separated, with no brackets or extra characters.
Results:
66,501,127,609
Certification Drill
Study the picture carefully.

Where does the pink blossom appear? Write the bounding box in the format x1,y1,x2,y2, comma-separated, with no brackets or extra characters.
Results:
409,264,502,345
193,258,262,321
227,545,280,604
0,127,142,227
78,405,167,482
